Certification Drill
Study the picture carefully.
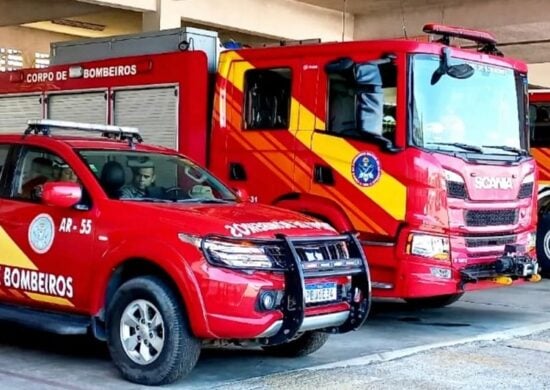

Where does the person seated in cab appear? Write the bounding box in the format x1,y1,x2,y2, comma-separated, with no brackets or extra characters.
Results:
120,159,164,199
21,157,53,197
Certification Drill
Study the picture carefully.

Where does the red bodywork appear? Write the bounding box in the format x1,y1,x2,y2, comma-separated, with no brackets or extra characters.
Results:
0,35,538,301
529,91,550,191
0,134,369,339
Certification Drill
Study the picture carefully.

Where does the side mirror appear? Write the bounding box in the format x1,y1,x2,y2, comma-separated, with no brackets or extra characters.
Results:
234,187,251,203
42,182,82,208
431,47,474,85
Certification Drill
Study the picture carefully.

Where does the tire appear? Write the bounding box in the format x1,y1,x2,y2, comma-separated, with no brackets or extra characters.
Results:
261,331,329,357
404,293,464,309
106,276,201,385
536,214,550,275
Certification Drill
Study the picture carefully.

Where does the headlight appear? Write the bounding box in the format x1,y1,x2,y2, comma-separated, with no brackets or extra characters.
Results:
522,172,535,184
179,233,277,269
407,233,450,261
443,169,464,183
527,232,536,252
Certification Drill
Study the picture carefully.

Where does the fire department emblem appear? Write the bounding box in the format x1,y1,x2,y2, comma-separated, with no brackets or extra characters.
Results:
352,152,381,187
28,214,55,254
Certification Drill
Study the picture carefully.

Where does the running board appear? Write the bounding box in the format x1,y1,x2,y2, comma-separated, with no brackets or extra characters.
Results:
0,303,91,335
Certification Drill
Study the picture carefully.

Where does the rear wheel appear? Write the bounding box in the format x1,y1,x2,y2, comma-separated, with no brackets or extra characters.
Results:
404,293,464,309
261,331,329,357
536,214,550,275
106,276,201,385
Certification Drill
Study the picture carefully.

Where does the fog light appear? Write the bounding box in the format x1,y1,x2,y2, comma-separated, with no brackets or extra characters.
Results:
259,291,276,311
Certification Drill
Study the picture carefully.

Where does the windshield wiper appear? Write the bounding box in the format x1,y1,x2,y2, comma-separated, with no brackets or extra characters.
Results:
426,142,483,153
119,197,173,203
481,145,528,155
176,198,235,204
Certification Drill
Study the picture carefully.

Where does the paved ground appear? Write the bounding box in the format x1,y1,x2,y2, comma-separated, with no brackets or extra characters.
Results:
0,280,549,389
221,330,550,390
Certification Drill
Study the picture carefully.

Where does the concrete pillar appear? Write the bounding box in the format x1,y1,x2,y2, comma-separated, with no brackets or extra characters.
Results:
142,0,181,32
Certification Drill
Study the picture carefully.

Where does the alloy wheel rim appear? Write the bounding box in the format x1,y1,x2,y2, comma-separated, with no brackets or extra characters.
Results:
120,299,165,365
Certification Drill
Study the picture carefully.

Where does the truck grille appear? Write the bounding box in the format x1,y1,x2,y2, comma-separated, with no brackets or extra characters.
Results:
447,181,467,199
265,238,364,276
465,234,517,248
464,209,518,227
518,182,533,199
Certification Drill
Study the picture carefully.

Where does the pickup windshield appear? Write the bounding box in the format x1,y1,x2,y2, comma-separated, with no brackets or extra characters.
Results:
411,54,526,155
78,150,237,202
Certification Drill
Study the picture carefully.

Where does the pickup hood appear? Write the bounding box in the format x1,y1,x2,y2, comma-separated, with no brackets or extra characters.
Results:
121,201,338,239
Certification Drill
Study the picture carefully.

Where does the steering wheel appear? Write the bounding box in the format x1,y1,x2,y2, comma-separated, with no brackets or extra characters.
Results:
164,186,187,199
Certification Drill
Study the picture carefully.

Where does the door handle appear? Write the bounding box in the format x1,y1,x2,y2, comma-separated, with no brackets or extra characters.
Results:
229,162,247,181
314,164,334,185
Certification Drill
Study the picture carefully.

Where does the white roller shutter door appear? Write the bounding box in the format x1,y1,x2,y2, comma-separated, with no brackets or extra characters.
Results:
113,87,178,149
0,94,42,133
48,91,107,124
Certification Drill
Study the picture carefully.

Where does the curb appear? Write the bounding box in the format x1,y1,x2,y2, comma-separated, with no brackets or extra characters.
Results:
306,320,550,371
215,320,550,389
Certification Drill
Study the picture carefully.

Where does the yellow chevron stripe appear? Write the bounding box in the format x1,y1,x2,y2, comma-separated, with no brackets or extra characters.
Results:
291,102,407,221
224,55,407,222
25,292,74,307
0,226,38,270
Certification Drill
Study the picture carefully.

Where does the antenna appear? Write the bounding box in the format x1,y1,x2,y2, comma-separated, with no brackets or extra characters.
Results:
341,0,347,42
400,0,408,39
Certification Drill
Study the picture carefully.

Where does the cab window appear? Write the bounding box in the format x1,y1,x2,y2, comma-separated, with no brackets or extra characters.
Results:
530,103,550,146
243,68,292,130
13,147,80,201
0,145,8,179
326,61,397,144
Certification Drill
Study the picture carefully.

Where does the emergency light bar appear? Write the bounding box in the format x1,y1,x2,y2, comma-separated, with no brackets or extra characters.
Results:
25,119,143,143
423,23,501,55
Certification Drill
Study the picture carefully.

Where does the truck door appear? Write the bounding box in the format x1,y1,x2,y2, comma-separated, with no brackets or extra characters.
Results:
308,52,405,236
0,145,95,313
221,58,301,204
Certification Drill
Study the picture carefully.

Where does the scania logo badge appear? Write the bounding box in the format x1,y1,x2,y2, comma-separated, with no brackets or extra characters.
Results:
352,152,381,187
474,176,513,190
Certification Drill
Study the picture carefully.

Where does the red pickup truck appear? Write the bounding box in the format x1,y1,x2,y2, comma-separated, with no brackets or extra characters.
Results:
0,120,370,385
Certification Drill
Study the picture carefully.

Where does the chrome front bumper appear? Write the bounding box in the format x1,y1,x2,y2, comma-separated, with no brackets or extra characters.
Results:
257,311,350,338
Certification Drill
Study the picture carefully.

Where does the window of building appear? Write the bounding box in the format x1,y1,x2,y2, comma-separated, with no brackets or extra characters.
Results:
34,52,50,68
243,68,291,130
0,48,23,71
326,61,397,144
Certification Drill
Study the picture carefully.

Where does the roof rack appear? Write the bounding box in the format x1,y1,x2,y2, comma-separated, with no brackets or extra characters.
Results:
25,119,143,144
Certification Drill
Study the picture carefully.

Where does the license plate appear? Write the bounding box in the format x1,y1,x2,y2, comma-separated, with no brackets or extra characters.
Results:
305,282,337,304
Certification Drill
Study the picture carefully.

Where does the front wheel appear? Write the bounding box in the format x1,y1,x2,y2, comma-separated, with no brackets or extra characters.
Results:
261,331,329,357
404,293,464,309
106,276,201,385
536,214,550,275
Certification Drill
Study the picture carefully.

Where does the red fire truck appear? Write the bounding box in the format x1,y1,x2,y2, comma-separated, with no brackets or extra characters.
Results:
0,24,540,307
528,89,550,273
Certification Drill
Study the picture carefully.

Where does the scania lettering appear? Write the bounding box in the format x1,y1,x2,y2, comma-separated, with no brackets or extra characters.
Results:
0,24,539,309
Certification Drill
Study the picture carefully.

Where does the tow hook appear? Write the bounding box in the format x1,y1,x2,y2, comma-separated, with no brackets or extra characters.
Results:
528,274,542,283
491,276,513,285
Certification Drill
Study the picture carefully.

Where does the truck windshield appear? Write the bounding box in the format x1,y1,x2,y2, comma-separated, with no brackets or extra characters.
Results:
411,54,525,155
79,150,237,203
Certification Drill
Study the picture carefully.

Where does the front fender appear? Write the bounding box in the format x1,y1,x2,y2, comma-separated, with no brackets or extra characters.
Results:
90,237,213,338
274,193,354,232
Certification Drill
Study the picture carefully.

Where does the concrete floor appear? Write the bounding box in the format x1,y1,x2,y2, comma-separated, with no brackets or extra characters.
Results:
0,280,549,389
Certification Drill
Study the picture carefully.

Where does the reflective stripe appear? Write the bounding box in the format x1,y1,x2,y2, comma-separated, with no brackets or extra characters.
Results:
0,226,37,270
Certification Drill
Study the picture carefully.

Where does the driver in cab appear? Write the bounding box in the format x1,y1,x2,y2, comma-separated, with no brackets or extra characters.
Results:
120,160,159,199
